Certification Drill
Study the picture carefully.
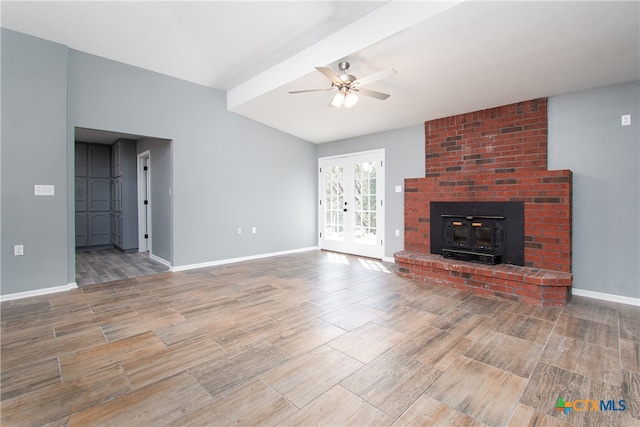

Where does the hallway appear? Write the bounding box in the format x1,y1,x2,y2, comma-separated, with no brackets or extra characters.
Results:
76,248,169,286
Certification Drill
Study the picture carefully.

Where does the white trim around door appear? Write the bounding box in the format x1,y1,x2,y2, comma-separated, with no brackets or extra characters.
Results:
137,151,151,253
318,149,385,259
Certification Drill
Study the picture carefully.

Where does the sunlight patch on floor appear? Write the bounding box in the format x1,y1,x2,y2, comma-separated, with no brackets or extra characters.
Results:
358,258,390,273
327,252,350,265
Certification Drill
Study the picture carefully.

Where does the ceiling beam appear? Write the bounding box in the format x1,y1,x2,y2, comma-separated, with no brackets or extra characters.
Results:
226,0,464,111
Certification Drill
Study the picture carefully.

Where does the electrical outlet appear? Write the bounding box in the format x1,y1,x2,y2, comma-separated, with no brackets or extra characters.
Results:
395,229,400,237
252,227,257,234
14,245,24,256
621,114,631,126
237,228,242,235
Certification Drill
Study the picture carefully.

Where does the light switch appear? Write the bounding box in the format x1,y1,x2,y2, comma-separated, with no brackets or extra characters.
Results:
34,185,55,196
395,185,402,193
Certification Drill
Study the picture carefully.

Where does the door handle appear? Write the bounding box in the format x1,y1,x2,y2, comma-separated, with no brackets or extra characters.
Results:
343,208,348,212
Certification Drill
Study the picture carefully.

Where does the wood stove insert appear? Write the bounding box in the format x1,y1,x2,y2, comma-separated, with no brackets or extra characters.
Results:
430,201,524,265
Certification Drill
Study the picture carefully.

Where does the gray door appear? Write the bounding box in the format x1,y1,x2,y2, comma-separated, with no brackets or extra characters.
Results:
75,177,87,212
75,142,111,248
75,213,88,247
88,178,110,211
89,145,110,177
89,212,111,246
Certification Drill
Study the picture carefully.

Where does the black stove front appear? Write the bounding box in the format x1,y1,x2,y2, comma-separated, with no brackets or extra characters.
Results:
430,201,524,265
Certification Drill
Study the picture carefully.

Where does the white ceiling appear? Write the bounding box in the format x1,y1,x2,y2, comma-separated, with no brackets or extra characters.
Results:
2,1,639,144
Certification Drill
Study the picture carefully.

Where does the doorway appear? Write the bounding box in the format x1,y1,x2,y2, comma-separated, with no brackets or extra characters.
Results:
319,150,385,259
74,127,171,286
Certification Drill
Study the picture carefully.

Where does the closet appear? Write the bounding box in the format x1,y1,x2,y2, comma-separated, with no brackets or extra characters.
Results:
75,139,138,252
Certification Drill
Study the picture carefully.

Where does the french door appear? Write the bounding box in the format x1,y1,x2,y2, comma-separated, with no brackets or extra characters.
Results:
319,150,384,259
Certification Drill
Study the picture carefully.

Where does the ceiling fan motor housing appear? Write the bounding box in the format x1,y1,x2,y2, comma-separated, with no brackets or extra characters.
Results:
336,62,356,87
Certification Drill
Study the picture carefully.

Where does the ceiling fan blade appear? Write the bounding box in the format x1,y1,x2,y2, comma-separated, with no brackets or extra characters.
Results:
288,88,336,94
351,67,397,87
315,67,342,85
353,87,390,100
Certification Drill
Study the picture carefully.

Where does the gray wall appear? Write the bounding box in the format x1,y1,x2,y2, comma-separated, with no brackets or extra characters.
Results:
315,125,425,259
548,81,640,299
1,29,70,295
68,49,317,269
137,138,172,263
2,29,317,296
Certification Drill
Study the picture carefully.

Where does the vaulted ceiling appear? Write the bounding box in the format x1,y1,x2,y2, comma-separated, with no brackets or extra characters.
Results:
3,1,639,143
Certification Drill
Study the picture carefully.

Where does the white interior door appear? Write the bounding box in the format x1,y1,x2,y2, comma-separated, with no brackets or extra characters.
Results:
319,150,384,259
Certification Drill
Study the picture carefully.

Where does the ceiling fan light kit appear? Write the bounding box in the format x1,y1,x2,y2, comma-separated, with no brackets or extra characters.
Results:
330,91,345,108
330,87,359,109
344,91,359,108
289,61,396,112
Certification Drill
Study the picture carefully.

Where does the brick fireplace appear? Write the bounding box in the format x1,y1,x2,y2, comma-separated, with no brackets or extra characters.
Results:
394,98,573,306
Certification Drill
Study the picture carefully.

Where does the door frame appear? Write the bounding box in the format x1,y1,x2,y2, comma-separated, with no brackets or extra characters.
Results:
137,150,151,252
318,149,385,259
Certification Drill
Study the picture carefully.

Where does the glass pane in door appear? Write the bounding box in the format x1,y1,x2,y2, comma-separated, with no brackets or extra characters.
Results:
324,165,344,241
353,161,377,245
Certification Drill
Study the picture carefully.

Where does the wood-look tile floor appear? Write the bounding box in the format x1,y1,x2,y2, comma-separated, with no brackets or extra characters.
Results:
2,250,639,426
76,248,170,286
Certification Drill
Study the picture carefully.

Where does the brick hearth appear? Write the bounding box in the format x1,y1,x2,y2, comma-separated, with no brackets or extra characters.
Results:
395,98,573,306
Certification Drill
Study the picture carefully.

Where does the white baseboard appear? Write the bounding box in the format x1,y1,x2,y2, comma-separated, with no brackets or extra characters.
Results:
3,258,635,308
0,248,319,301
149,253,172,268
171,246,319,272
382,256,395,263
1,282,78,302
572,288,640,307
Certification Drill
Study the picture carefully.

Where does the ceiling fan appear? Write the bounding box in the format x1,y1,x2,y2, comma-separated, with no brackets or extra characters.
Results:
289,62,397,109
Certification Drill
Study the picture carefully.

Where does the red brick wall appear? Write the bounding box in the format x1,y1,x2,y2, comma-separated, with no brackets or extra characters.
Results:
425,99,547,176
405,98,572,273
404,170,572,272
